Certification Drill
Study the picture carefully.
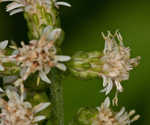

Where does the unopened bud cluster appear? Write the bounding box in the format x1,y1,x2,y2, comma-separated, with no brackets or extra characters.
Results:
69,51,102,78
0,0,71,39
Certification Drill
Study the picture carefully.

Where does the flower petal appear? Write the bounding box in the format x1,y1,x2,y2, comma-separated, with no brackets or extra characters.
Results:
0,40,8,49
33,102,50,114
47,28,62,41
55,55,71,62
0,88,4,92
9,8,24,15
6,2,24,12
56,1,71,7
56,63,67,71
39,71,51,84
103,97,110,108
33,116,46,122
0,65,4,71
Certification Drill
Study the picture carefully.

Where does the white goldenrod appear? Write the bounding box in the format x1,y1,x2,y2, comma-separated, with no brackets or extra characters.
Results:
0,86,50,125
8,28,70,83
100,31,140,95
93,97,140,125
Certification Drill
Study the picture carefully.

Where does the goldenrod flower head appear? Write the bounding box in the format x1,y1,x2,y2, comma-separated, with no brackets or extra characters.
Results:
0,86,50,125
9,28,70,83
0,0,71,15
94,97,140,125
100,31,140,95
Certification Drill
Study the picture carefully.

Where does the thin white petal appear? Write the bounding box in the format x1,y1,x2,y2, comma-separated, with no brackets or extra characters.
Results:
56,2,71,7
44,65,51,74
0,88,4,92
33,116,46,122
102,79,113,95
33,102,50,114
56,63,67,71
103,97,110,108
7,2,24,12
0,40,8,49
55,55,71,62
9,8,24,15
106,82,113,95
129,110,136,116
48,28,62,41
115,80,123,92
0,65,4,71
39,71,51,84
102,75,107,87
115,107,125,118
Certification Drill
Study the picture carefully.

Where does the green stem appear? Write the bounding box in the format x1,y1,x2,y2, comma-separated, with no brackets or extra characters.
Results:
49,69,64,125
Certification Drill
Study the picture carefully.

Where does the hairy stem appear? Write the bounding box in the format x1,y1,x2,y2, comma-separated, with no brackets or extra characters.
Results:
49,69,64,125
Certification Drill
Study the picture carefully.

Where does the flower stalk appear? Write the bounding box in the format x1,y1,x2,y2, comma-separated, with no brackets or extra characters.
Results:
0,0,141,125
49,69,64,125
22,1,68,125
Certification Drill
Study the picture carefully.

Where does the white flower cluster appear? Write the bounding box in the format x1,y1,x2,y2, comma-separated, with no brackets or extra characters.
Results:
7,28,70,84
100,31,140,95
0,86,50,125
0,0,141,124
0,0,71,123
0,0,71,15
93,97,140,125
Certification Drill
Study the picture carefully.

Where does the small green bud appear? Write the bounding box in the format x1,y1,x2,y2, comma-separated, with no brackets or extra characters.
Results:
69,51,102,79
69,107,98,125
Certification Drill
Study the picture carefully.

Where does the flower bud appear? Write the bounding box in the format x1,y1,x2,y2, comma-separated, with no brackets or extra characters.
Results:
69,51,102,79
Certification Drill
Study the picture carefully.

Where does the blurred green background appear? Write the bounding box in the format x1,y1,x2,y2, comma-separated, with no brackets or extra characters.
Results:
0,0,149,125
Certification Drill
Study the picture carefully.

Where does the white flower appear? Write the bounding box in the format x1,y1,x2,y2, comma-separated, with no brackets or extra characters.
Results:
0,40,8,71
0,0,71,15
8,29,70,83
100,31,140,95
54,0,71,8
93,97,140,125
0,86,50,125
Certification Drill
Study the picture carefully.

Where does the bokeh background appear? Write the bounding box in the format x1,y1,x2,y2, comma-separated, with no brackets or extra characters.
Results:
0,0,149,125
